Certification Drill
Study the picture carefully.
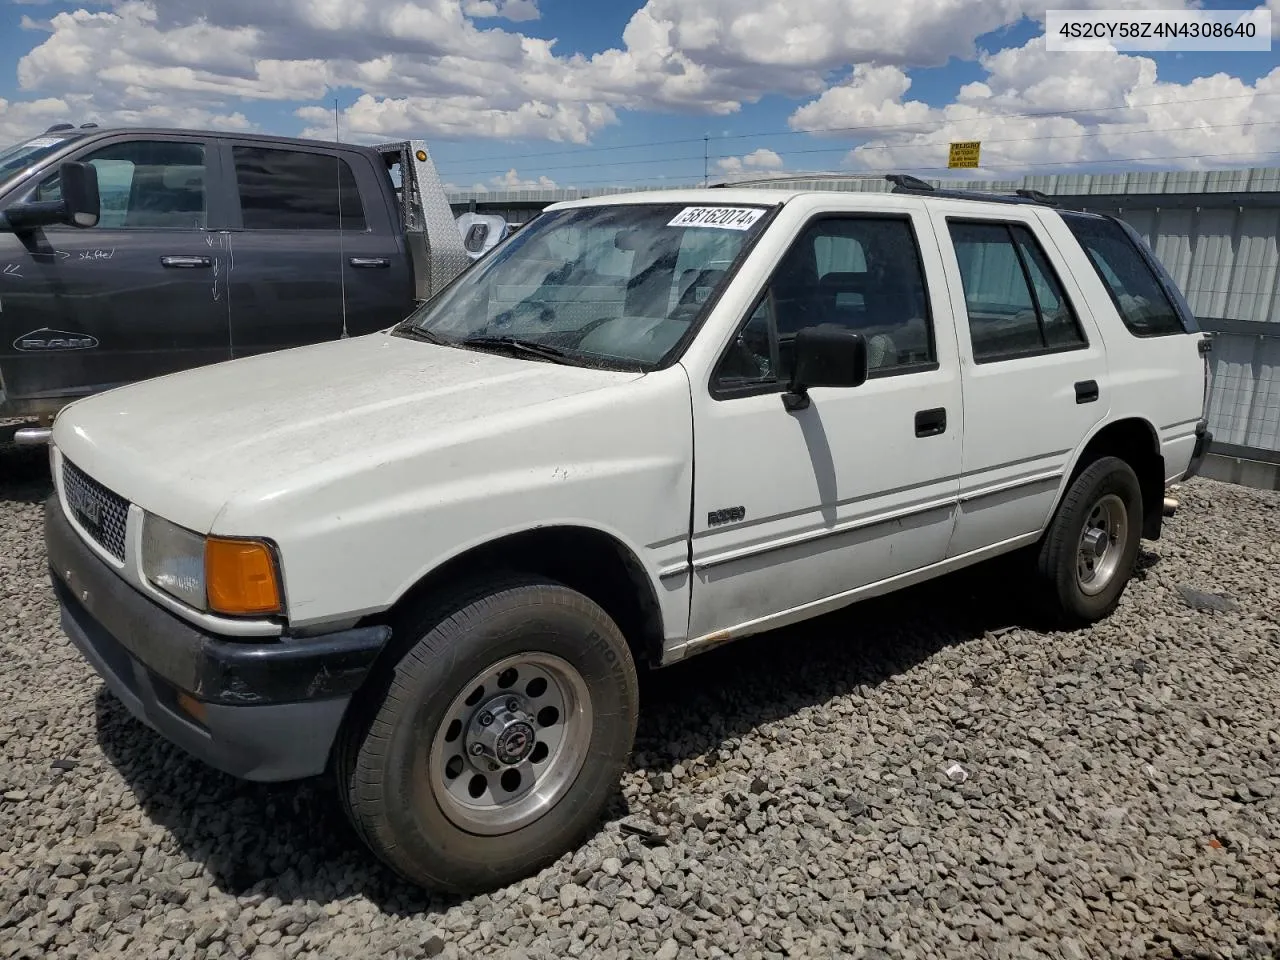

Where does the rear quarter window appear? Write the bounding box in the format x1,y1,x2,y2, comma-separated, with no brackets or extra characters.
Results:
1062,214,1189,337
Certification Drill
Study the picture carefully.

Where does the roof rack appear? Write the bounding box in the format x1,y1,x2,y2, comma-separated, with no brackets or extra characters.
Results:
885,174,1059,207
708,172,887,189
42,122,99,134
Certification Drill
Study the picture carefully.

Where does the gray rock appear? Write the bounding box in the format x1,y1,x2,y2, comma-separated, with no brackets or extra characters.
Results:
1,474,1279,960
1176,586,1238,613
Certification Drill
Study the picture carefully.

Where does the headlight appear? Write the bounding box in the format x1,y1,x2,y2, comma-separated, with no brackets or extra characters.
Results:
142,513,284,617
142,514,207,610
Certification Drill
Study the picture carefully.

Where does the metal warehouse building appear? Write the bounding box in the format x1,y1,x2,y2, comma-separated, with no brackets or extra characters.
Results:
450,168,1280,490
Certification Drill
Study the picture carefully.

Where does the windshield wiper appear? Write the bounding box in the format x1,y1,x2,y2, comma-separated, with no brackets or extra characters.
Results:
458,335,579,365
394,325,449,345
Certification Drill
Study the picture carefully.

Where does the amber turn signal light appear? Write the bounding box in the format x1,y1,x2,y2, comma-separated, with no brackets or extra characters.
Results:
205,537,283,616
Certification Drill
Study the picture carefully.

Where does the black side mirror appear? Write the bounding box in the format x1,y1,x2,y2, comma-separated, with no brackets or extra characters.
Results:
2,160,100,232
783,324,869,411
60,161,101,228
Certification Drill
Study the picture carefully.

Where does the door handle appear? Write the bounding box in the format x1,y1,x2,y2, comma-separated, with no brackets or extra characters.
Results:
915,407,947,438
160,256,212,269
349,257,391,268
1075,380,1100,404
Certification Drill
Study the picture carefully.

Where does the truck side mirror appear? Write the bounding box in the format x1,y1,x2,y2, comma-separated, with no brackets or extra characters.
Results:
783,325,869,411
2,160,101,232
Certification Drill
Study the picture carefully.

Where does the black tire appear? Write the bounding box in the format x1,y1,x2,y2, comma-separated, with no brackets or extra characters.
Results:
335,575,638,895
1035,455,1144,625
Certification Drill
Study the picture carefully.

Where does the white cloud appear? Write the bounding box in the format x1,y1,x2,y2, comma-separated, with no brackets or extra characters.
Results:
0,95,73,142
300,95,616,145
789,64,934,135
786,36,1280,174
716,147,784,174
491,168,557,188
0,0,1266,177
6,0,612,144
445,168,559,192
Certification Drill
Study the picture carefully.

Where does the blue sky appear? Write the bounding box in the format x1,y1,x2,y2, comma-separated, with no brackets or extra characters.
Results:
1,0,1277,192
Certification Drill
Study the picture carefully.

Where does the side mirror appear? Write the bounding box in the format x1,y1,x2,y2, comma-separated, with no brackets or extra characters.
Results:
2,160,100,232
783,325,869,411
60,161,101,227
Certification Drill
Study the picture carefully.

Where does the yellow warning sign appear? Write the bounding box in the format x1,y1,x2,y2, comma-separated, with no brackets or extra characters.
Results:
948,141,981,169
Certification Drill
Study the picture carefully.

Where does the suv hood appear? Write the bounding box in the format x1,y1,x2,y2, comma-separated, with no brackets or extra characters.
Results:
51,332,643,533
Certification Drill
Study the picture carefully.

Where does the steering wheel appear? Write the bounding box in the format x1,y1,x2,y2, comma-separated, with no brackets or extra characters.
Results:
668,302,704,323
539,316,615,350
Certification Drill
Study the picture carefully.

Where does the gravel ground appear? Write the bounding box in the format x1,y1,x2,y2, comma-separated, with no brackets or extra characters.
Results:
2,449,1279,960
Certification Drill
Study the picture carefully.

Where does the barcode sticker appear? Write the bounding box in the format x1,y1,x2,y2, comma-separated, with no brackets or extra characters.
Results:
667,206,767,231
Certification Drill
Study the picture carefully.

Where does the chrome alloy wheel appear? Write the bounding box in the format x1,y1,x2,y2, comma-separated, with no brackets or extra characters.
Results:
429,652,592,835
1076,493,1128,597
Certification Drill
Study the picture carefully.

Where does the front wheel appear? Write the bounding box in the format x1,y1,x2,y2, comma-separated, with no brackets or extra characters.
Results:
335,576,639,894
1035,456,1144,625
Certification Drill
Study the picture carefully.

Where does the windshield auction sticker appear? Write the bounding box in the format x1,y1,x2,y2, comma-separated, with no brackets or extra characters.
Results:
22,136,68,149
668,206,767,231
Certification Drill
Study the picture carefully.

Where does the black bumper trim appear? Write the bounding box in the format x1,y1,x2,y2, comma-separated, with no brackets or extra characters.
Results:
44,494,398,782
45,495,390,707
58,596,353,782
1185,419,1212,481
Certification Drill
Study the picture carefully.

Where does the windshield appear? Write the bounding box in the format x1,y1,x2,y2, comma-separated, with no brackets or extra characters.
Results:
0,132,84,189
400,202,775,370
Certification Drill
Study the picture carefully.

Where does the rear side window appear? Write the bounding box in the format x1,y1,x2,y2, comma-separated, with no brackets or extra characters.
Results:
232,146,367,231
1063,215,1185,337
948,220,1086,363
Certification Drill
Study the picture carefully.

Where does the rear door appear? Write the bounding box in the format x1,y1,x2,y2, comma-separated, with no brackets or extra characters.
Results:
929,205,1110,557
222,141,355,357
334,151,416,332
0,134,230,411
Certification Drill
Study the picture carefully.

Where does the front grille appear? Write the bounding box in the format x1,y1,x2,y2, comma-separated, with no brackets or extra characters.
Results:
61,458,130,561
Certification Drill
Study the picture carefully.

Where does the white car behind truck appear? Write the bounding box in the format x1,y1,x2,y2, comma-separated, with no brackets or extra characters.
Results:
41,177,1212,894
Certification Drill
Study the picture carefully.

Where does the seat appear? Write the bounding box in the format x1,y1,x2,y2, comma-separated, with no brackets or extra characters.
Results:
125,165,205,228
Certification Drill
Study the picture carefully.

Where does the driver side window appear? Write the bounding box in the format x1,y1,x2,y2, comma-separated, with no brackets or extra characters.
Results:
714,214,937,392
35,139,208,230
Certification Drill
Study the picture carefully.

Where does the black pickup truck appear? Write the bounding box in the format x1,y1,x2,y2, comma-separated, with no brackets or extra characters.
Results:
0,125,474,441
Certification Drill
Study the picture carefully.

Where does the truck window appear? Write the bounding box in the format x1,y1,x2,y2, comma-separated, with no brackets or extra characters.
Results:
715,215,936,389
0,132,87,188
35,140,207,230
1061,214,1186,337
402,202,773,371
232,146,367,231
947,220,1086,363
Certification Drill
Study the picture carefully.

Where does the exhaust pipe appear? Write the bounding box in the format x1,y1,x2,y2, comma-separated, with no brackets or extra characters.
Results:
1163,496,1179,517
14,427,52,446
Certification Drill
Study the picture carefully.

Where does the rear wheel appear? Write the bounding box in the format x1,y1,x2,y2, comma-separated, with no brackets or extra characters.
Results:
1035,456,1143,625
335,576,638,894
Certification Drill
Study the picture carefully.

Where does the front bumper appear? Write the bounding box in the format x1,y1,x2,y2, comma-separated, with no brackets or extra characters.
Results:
1184,418,1213,481
44,495,391,782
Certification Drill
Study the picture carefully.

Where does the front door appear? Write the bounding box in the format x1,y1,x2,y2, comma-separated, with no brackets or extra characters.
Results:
929,208,1110,558
687,209,964,641
0,135,229,412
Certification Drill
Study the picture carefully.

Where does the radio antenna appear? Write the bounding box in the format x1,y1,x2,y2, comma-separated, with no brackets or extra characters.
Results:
335,98,349,339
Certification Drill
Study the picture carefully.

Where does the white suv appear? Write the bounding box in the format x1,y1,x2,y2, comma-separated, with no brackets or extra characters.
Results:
43,179,1212,894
